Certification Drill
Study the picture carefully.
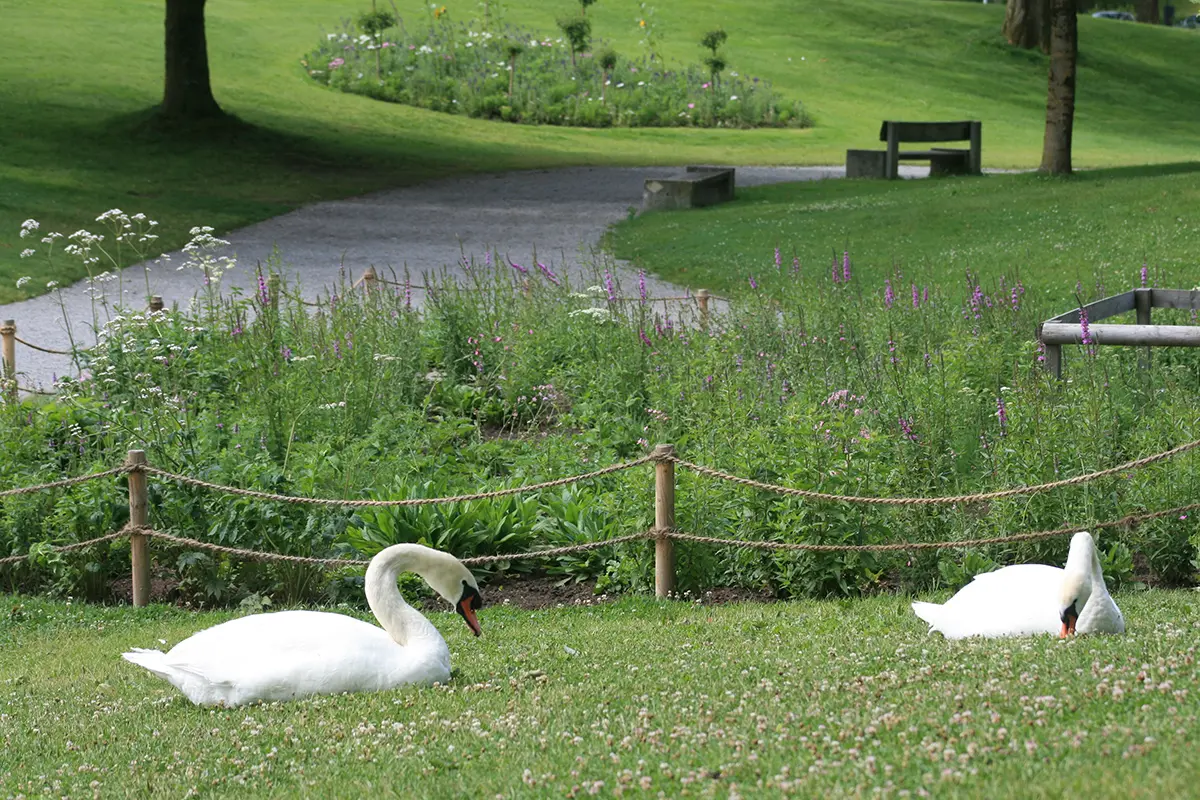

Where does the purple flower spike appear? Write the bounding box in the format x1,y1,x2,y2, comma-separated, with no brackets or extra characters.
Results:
604,270,616,302
508,257,528,275
1080,305,1092,346
1140,262,1148,287
748,275,758,290
792,256,800,276
996,395,1008,435
842,250,851,283
638,269,647,303
774,247,782,271
537,260,560,286
884,279,895,309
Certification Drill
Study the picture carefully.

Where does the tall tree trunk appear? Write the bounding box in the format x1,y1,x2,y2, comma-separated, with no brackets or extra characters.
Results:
1003,0,1052,53
1039,0,1077,175
1135,0,1159,23
161,0,223,119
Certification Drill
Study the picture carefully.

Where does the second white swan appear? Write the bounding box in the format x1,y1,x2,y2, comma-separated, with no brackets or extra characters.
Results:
911,531,1124,639
122,543,483,706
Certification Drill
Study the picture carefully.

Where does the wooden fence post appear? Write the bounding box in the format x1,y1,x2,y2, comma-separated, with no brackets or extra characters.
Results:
126,449,150,607
696,290,710,332
1,320,15,403
149,296,164,313
652,443,676,597
1037,323,1063,380
357,267,378,293
1134,287,1152,371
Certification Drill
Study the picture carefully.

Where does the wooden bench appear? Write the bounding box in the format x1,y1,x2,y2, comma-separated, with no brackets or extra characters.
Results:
846,120,982,180
642,166,736,211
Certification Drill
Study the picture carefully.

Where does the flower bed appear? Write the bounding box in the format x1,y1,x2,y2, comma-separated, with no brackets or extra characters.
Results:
302,10,809,129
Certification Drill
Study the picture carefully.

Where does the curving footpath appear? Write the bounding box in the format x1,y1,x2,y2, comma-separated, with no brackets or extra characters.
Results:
1,165,931,388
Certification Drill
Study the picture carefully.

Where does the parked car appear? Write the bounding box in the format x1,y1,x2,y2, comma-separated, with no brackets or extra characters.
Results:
1176,14,1200,28
1092,10,1136,20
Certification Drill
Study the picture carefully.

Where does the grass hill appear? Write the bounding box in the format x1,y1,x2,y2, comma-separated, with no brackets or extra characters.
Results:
2,0,1198,300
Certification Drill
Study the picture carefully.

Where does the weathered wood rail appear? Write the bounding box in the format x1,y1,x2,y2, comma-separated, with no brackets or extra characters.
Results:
1038,287,1200,377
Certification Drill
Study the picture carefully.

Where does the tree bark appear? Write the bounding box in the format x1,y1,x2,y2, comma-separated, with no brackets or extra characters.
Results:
1039,0,1077,175
161,0,223,119
1003,0,1052,53
1135,0,1159,23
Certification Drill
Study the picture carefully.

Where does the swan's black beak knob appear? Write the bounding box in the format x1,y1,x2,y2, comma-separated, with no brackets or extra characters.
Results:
457,583,483,637
1059,601,1078,638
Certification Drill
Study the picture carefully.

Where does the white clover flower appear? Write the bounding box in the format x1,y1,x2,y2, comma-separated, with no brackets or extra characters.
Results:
19,249,35,259
46,280,59,289
16,276,31,287
730,95,738,101
319,400,347,410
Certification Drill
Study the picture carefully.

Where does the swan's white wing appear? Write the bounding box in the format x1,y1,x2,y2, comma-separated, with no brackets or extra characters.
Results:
913,564,1064,639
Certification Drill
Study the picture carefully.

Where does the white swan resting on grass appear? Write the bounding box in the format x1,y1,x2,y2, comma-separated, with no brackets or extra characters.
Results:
122,543,483,706
911,531,1125,639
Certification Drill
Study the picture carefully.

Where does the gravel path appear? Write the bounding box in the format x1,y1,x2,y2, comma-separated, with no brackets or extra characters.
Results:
1,164,931,388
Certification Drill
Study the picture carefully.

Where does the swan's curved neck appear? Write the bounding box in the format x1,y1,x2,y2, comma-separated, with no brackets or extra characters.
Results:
364,544,443,647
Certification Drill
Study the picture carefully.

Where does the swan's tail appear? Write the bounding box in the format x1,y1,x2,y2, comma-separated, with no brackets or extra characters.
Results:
910,601,947,634
122,648,174,679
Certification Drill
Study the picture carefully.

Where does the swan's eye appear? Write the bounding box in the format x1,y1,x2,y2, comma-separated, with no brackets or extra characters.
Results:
461,580,484,609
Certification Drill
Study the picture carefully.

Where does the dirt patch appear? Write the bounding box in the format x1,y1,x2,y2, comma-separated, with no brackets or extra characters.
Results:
481,576,614,609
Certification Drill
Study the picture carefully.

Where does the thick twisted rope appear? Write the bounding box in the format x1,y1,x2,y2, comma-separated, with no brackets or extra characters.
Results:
4,500,1196,569
13,335,78,356
0,529,130,566
140,456,653,506
667,436,1200,505
0,466,130,498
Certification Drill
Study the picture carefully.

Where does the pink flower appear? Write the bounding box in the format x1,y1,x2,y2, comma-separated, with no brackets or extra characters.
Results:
702,82,710,89
687,103,695,109
328,57,345,69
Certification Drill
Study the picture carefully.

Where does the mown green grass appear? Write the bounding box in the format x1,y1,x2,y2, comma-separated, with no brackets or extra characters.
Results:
2,592,1198,798
3,0,1200,301
609,163,1200,297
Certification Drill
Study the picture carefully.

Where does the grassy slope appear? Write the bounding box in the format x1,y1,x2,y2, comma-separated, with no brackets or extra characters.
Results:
2,593,1198,798
2,0,1199,301
609,164,1200,299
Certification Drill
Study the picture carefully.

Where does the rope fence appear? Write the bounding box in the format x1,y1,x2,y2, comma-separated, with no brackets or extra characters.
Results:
2,436,1199,600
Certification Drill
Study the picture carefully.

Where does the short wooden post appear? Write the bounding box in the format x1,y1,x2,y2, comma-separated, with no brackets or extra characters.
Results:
652,443,676,598
149,296,164,313
126,449,150,607
696,289,711,332
358,267,378,293
1134,288,1152,371
1,319,15,403
1038,323,1063,380
267,273,281,311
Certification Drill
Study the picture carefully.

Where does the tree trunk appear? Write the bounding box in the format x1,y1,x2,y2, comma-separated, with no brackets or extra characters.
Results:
1003,0,1052,53
1039,0,1077,175
161,0,223,119
1135,0,1159,23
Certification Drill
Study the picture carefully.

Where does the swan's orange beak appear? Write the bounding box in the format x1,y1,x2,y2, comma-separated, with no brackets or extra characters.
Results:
460,598,482,637
1059,613,1078,638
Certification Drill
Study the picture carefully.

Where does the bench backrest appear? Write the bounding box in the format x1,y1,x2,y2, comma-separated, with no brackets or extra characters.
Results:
878,121,978,143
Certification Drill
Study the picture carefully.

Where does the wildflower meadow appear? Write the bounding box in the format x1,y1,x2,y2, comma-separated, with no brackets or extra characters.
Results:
4,211,1198,609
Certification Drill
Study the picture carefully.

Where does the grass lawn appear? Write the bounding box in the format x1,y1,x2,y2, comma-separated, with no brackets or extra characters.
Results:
2,592,1198,798
608,163,1200,298
3,0,1200,301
